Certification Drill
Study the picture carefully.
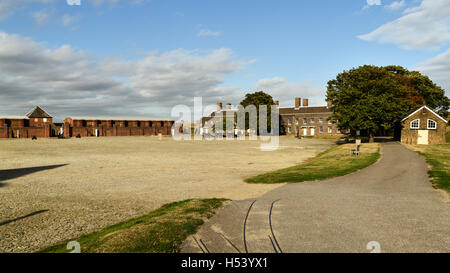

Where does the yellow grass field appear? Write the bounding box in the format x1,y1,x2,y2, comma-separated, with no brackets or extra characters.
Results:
0,136,333,252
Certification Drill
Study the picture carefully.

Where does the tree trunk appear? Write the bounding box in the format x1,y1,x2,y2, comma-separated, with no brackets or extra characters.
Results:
369,131,375,143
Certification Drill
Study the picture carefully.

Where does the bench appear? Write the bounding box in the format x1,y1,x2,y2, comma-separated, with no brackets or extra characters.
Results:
350,139,361,156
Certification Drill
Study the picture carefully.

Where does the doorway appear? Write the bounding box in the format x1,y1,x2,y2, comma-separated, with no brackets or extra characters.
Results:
417,130,428,145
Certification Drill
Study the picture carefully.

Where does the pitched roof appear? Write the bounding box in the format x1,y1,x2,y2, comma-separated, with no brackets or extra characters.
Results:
401,105,448,123
26,106,52,118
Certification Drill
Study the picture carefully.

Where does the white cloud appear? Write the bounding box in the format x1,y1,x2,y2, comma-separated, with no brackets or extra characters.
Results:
363,0,382,9
197,29,221,37
386,0,405,10
61,13,77,26
0,31,247,119
253,77,325,107
417,49,450,95
30,8,51,25
358,0,450,50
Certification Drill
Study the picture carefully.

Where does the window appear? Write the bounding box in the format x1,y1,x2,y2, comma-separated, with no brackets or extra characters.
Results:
319,118,323,123
328,127,332,133
295,118,299,125
288,127,291,133
287,118,291,125
427,119,437,130
319,126,323,133
43,118,47,122
410,119,420,129
328,120,333,124
310,118,315,123
303,118,307,124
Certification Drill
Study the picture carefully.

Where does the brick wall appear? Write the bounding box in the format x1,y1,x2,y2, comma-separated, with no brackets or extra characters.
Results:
401,108,447,145
64,120,174,138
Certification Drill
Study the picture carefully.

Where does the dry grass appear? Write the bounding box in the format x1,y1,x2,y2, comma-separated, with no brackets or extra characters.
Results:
407,144,450,193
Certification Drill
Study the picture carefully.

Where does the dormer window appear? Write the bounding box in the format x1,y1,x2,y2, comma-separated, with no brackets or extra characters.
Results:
410,119,420,129
427,119,437,130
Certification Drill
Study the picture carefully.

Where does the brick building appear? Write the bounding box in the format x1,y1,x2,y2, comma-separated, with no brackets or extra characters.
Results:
0,106,174,139
63,117,174,138
401,105,448,145
0,106,53,138
280,98,341,136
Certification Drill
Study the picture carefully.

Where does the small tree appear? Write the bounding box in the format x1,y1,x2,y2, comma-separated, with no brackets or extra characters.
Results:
240,91,275,134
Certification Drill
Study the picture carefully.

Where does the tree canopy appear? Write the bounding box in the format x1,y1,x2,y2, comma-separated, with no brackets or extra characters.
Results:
326,65,449,140
239,91,275,133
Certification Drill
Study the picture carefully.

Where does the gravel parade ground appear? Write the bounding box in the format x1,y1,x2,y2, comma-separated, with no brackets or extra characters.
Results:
0,136,333,252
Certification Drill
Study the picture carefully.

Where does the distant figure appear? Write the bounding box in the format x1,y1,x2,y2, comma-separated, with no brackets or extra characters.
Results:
76,134,81,138
32,136,37,140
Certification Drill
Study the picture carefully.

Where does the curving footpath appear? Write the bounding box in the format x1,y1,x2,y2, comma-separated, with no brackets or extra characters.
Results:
182,143,450,253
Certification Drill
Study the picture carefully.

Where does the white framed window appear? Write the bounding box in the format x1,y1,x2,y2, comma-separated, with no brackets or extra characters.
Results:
43,118,47,122
288,127,291,133
303,118,307,124
319,118,323,123
310,118,315,123
427,119,437,130
410,119,420,129
328,127,332,133
295,118,299,125
319,126,323,133
287,118,291,125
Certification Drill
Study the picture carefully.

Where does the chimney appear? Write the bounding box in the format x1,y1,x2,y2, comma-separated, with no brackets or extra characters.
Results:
327,100,332,108
303,98,309,107
295,98,301,108
217,102,223,111
274,100,279,106
226,103,232,110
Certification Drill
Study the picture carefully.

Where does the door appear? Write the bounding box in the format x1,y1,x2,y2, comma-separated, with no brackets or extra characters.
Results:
310,128,315,136
417,130,429,145
303,128,307,136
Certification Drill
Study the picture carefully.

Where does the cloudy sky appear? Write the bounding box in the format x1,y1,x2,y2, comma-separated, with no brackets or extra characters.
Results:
0,0,449,121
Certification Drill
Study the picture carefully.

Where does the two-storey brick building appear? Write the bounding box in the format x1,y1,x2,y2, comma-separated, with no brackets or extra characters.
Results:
280,98,341,136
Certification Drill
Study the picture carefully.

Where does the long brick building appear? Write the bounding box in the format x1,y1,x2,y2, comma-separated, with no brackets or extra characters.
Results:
0,106,54,138
0,106,174,139
280,98,342,136
63,117,174,138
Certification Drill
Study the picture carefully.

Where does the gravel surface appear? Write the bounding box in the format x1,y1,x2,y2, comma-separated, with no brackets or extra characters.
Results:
0,136,333,252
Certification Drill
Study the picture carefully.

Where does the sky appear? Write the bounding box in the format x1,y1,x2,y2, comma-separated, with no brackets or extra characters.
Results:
0,0,449,121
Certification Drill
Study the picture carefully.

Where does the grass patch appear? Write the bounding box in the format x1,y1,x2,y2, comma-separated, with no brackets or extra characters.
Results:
311,135,343,140
446,131,450,143
408,144,450,194
245,143,380,184
38,198,228,253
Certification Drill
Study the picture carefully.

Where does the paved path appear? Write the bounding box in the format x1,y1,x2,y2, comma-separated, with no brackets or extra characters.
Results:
182,143,450,253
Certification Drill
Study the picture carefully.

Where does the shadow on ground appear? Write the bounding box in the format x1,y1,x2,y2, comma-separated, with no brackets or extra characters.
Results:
0,164,68,187
0,210,50,227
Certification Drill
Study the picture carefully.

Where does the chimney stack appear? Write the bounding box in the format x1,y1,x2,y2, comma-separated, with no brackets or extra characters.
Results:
226,103,232,110
303,98,309,107
274,100,279,106
295,98,301,108
217,102,222,111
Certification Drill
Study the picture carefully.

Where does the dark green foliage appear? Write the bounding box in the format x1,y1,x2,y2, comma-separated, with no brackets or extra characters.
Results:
327,65,449,139
240,91,275,133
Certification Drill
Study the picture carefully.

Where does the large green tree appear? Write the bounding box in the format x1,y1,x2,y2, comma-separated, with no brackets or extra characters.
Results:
239,91,275,133
326,65,449,141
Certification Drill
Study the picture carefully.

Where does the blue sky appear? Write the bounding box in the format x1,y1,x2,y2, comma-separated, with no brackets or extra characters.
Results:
0,0,449,120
